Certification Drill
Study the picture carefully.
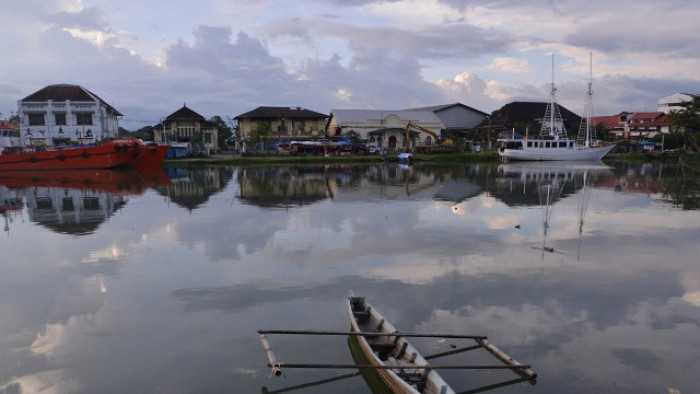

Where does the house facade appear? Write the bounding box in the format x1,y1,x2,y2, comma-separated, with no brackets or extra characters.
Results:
326,109,445,150
16,84,122,147
593,111,671,139
152,105,219,153
657,93,698,114
234,106,327,141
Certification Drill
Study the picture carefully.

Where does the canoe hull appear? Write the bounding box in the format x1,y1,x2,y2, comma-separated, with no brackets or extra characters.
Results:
348,296,455,394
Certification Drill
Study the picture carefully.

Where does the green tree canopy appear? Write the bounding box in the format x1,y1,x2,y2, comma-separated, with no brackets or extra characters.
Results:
209,115,233,150
667,98,700,150
668,98,700,133
250,121,274,143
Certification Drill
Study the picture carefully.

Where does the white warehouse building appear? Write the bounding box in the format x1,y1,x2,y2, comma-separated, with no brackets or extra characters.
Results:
17,84,122,147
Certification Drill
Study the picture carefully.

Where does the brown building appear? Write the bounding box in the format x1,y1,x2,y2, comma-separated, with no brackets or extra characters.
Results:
235,106,327,141
153,105,219,154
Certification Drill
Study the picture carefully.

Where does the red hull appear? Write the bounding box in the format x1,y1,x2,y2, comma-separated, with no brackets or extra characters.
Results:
129,144,170,168
0,140,140,171
0,168,171,195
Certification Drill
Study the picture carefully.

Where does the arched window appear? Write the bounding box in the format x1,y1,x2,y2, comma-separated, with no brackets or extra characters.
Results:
388,135,397,149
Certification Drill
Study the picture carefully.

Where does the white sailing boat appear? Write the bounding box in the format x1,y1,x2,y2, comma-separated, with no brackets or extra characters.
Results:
498,54,614,161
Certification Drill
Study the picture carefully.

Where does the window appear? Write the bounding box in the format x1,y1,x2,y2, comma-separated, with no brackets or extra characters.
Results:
76,113,93,125
55,113,66,126
28,113,45,126
83,197,100,210
204,132,212,143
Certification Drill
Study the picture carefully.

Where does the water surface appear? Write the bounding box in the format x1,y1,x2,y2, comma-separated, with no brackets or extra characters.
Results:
0,161,698,393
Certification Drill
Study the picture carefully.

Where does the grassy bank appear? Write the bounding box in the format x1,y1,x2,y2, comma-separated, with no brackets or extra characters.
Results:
164,151,502,166
163,150,700,167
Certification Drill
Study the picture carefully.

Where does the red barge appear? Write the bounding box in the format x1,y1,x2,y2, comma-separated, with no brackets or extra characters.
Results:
0,139,168,171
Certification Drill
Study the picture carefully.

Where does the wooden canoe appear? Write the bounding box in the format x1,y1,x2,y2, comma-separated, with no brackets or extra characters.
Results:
348,296,455,394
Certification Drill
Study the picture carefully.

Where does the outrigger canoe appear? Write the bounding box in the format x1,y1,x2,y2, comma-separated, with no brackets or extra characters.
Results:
258,297,536,393
348,296,454,394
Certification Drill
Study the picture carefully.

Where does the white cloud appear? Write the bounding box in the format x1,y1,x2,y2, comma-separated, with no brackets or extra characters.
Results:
1,0,699,127
487,57,533,73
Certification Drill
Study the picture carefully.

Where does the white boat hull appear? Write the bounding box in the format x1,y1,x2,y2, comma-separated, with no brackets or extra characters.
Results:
499,140,614,161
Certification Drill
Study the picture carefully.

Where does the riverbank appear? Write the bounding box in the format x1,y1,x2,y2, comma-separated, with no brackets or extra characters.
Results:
163,150,699,167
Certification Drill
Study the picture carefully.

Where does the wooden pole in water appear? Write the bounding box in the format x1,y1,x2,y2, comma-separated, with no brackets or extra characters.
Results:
266,362,533,371
475,338,537,380
257,329,487,340
257,333,282,377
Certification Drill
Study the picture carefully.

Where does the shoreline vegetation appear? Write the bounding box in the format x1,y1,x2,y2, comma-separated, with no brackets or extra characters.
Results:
163,150,700,167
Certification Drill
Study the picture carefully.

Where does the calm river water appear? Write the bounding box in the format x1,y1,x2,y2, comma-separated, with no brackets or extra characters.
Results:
0,160,698,394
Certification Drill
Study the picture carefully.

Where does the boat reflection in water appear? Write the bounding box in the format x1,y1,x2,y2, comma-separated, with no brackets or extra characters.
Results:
0,168,171,235
495,161,613,259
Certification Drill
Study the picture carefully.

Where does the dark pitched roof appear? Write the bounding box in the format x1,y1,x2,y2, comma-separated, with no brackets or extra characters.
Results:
22,84,123,116
480,101,581,132
235,106,327,120
165,105,206,121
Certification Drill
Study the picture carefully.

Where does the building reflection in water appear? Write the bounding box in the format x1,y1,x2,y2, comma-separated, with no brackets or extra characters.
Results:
235,164,484,208
0,168,171,235
155,167,235,211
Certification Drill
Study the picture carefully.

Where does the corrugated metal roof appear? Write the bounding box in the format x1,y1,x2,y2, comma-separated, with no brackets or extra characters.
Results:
405,102,489,116
330,109,442,125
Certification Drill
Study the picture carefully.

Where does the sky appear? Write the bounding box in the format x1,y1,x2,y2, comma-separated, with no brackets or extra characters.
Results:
1,0,699,130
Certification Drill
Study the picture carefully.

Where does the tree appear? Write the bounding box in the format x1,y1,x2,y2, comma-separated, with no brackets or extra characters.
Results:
594,122,613,141
209,115,232,150
344,130,362,143
667,98,700,133
667,98,700,150
250,121,274,144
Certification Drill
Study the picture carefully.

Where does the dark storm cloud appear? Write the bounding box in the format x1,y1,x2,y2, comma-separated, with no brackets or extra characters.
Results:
328,22,512,59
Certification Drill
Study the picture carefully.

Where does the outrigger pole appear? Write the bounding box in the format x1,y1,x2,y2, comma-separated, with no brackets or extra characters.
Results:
256,330,537,381
257,329,487,340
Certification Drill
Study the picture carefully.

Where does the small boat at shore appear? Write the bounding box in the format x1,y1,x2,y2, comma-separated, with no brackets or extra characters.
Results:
0,138,167,171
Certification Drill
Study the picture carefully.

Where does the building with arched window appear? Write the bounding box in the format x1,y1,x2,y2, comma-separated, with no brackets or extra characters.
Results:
326,103,487,151
152,105,219,154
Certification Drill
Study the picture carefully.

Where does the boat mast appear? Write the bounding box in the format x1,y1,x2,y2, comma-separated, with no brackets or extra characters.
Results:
577,53,596,147
540,54,566,140
550,56,555,137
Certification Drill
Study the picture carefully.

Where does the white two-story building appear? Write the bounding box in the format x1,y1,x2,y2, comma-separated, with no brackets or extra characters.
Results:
17,84,122,147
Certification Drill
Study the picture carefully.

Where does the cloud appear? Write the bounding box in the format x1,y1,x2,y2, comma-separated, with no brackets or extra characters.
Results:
487,57,533,73
2,0,700,128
